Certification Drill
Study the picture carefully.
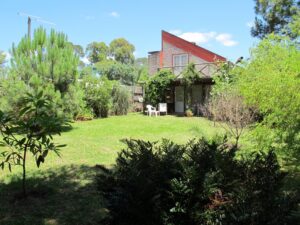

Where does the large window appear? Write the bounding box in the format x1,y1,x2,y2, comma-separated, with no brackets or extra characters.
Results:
173,54,188,75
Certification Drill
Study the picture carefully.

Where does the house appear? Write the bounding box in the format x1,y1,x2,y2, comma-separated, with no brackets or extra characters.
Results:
148,30,226,114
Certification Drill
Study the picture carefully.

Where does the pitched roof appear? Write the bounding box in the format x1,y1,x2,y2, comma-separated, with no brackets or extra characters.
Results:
162,30,226,62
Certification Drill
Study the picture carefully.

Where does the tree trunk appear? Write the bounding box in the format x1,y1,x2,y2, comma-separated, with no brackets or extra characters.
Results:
22,148,27,197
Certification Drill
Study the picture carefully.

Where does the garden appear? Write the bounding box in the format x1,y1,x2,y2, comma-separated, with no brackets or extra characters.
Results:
0,1,300,224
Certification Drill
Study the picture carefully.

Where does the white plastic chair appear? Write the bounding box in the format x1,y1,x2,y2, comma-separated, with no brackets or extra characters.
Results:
146,105,159,117
158,103,167,115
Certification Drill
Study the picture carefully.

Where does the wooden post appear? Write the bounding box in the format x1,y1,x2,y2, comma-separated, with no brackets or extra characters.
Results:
27,16,31,40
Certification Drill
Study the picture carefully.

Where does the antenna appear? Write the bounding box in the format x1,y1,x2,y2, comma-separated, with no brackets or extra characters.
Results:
18,12,56,40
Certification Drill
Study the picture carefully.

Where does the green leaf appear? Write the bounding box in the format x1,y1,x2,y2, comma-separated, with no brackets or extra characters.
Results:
36,155,45,168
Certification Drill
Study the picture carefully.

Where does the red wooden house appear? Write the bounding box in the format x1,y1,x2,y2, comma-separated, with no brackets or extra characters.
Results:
148,30,226,114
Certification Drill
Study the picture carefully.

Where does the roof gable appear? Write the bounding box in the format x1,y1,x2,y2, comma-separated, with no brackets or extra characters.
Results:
162,30,226,62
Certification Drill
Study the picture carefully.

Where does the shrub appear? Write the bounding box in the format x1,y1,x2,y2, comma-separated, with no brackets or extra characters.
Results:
75,107,94,121
97,138,297,225
111,84,131,115
0,91,67,197
144,70,175,106
83,76,113,118
185,109,193,117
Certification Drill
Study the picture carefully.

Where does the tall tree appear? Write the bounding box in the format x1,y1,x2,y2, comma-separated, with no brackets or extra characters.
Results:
289,7,300,37
8,27,84,118
134,57,149,83
69,42,84,57
251,0,300,39
95,60,137,85
69,42,85,68
237,35,300,158
0,51,6,78
109,38,135,64
0,51,6,67
86,41,108,64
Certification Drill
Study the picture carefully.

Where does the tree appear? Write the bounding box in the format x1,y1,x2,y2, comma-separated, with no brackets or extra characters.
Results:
251,0,300,39
209,61,255,146
109,38,135,64
0,51,6,77
86,41,108,64
0,91,67,197
237,35,300,157
8,27,84,119
0,51,6,67
69,42,85,67
95,60,137,85
289,8,300,37
134,57,149,83
69,42,84,57
209,91,255,146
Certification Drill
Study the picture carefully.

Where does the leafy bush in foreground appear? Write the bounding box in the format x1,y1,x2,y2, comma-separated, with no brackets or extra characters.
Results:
97,138,297,225
0,91,67,197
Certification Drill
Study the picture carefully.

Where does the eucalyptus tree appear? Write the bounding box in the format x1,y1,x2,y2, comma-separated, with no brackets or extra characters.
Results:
109,38,135,64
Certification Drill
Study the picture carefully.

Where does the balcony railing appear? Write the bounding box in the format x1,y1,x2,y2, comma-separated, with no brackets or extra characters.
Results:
162,62,217,78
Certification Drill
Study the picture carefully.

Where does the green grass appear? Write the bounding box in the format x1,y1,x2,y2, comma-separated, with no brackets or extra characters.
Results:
0,113,220,225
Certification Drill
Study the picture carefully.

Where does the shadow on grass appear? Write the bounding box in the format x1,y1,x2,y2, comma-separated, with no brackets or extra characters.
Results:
60,124,75,133
0,165,107,225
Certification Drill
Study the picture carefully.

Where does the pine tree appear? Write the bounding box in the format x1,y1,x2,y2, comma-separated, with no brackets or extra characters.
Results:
7,27,84,118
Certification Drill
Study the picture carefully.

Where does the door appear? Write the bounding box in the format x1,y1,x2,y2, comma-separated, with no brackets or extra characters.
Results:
175,86,184,113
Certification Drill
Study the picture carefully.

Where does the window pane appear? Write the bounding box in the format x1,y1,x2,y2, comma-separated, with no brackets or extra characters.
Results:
181,55,188,65
173,55,180,66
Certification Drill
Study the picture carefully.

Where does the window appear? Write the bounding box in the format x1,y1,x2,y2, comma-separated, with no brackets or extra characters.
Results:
173,54,188,75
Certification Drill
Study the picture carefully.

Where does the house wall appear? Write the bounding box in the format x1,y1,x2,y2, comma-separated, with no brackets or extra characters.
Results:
162,41,208,67
148,52,160,76
162,41,216,77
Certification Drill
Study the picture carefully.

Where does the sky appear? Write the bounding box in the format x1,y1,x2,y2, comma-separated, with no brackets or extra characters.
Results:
0,0,258,62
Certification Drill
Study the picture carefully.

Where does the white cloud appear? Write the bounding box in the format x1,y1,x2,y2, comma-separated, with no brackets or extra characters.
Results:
4,52,11,61
215,33,238,46
109,11,120,18
81,56,90,65
169,30,238,47
246,21,254,28
179,32,217,44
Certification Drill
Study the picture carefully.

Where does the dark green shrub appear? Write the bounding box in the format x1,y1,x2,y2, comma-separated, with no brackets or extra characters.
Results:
97,138,297,225
97,139,184,225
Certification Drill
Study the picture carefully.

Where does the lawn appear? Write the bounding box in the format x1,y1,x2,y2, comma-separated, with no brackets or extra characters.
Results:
0,113,220,225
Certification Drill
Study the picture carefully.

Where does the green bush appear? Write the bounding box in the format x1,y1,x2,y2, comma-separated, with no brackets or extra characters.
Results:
144,70,175,106
97,138,297,225
111,84,131,115
83,76,112,118
0,91,67,197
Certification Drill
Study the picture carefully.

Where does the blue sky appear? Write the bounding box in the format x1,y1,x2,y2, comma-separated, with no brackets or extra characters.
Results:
1,0,258,62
